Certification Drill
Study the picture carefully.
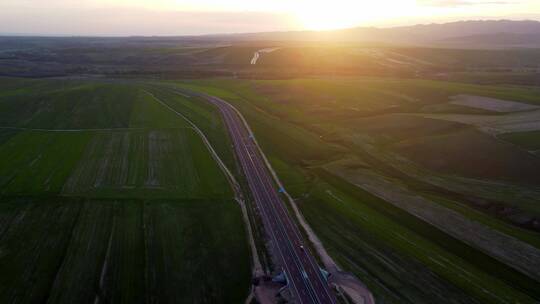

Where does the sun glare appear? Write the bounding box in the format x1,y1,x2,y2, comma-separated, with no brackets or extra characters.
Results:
153,0,428,31
296,7,360,30
293,0,421,30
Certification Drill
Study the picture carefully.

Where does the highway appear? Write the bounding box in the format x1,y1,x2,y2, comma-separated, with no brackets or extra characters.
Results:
198,93,337,304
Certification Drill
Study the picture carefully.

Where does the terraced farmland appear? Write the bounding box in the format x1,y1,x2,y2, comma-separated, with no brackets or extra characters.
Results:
0,78,250,303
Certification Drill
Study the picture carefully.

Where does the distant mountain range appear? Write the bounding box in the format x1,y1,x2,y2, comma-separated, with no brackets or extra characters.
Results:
2,20,540,48
223,20,540,48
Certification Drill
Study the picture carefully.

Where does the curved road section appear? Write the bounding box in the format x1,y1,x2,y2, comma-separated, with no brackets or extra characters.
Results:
199,93,337,304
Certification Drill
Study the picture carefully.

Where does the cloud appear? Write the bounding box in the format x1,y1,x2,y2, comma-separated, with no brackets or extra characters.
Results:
417,0,517,7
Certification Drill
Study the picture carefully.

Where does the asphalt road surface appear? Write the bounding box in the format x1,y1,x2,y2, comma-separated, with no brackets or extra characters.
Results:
196,93,337,304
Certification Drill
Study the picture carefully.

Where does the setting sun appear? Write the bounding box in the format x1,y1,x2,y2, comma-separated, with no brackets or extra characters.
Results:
292,0,420,30
294,4,364,30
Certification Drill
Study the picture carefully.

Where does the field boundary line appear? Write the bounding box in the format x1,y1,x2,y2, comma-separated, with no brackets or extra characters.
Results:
145,90,264,280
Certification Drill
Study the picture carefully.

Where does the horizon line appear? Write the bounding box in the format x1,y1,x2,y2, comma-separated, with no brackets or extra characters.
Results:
1,18,539,39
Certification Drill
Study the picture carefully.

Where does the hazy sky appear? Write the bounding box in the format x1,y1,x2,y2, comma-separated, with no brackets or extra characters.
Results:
1,0,539,36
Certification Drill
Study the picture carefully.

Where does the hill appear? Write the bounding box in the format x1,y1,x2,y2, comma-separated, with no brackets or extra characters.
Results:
441,33,540,47
225,20,540,47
